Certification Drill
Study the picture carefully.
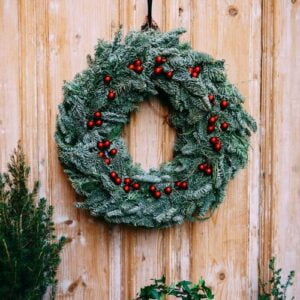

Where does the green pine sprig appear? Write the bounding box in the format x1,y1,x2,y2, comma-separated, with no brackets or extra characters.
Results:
0,144,65,300
259,257,295,300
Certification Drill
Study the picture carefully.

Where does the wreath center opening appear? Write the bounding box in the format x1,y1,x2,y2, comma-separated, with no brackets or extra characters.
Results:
123,96,176,171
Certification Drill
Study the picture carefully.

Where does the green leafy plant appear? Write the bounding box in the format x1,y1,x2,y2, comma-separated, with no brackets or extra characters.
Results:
0,145,65,300
135,257,296,300
134,276,214,300
259,257,295,300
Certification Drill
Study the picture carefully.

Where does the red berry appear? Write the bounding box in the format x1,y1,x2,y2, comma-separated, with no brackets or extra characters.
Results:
153,190,161,199
165,71,173,79
123,185,130,193
109,171,118,179
98,151,106,158
161,57,167,63
213,143,222,152
209,137,219,144
124,178,132,185
134,59,142,67
191,72,198,78
94,111,102,119
97,141,105,149
208,116,218,124
103,140,111,148
103,75,112,85
155,56,163,64
104,158,111,165
198,163,207,171
204,167,213,175
220,100,229,109
193,66,201,73
95,119,103,127
87,120,95,129
180,181,188,190
149,185,156,193
174,181,181,188
207,125,215,133
132,182,140,190
114,177,122,185
107,90,116,100
128,64,135,70
109,148,117,156
188,67,193,74
153,66,163,75
135,65,143,74
164,186,172,195
221,122,229,131
208,94,215,102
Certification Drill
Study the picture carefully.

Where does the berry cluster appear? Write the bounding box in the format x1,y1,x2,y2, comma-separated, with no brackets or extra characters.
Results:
87,111,103,129
198,162,213,176
153,56,173,79
207,115,230,134
207,115,218,133
188,66,201,78
109,172,140,192
206,95,231,152
102,75,117,100
109,171,122,185
209,136,222,152
102,74,117,100
149,184,176,199
174,181,188,190
97,140,117,165
128,58,144,74
149,185,162,198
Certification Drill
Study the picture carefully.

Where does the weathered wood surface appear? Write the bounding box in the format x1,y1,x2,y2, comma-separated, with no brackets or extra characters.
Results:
0,0,299,299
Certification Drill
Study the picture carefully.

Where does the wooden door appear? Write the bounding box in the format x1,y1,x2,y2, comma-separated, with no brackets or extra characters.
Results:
0,0,299,299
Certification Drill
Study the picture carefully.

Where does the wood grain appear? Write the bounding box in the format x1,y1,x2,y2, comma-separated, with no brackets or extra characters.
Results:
0,0,299,299
261,0,300,298
189,1,261,298
0,0,20,171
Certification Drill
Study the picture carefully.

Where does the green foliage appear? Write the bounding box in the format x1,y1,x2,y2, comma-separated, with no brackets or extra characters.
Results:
259,257,295,300
135,257,296,300
134,276,214,300
0,145,65,300
56,28,256,227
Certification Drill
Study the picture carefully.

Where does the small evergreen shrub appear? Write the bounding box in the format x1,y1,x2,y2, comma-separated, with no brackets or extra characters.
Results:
0,145,65,300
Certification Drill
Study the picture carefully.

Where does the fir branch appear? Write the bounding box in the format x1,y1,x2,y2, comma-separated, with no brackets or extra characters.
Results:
259,257,295,300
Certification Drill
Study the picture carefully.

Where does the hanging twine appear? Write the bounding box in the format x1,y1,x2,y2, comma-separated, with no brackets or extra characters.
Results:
141,0,159,31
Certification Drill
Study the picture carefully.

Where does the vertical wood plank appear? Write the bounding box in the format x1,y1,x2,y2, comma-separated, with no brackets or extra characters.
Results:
0,0,20,170
45,1,118,299
120,1,166,298
261,0,300,297
260,0,275,288
190,1,261,298
18,0,40,188
163,0,192,285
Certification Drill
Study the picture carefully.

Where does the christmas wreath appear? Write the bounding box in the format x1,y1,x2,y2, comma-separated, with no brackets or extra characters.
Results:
56,29,256,228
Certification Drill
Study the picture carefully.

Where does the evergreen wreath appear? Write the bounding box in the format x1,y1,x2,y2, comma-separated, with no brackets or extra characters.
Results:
56,29,256,228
